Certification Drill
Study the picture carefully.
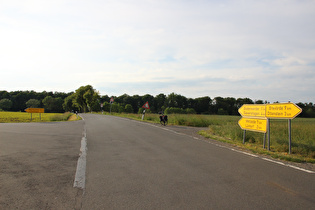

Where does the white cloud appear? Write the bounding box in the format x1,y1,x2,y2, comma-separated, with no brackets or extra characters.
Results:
0,0,314,102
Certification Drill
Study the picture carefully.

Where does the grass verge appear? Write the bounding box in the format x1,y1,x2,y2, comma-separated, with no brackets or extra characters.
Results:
0,111,80,123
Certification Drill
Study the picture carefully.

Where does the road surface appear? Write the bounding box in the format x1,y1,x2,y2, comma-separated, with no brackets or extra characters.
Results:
0,120,84,209
81,114,315,209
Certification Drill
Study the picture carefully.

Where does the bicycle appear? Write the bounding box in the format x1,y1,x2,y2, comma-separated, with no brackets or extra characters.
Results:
159,114,168,126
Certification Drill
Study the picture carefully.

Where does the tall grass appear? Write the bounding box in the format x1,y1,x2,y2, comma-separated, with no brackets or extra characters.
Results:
49,112,73,121
0,111,74,123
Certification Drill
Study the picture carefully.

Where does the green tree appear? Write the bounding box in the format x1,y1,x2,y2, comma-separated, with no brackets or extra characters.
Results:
42,96,64,113
26,99,41,108
42,96,55,112
166,93,188,109
154,93,166,112
125,104,134,113
73,85,100,112
0,99,13,110
195,96,212,114
63,94,76,112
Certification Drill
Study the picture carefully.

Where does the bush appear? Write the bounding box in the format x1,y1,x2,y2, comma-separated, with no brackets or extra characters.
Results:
185,108,196,114
49,112,72,121
125,104,133,113
165,107,185,114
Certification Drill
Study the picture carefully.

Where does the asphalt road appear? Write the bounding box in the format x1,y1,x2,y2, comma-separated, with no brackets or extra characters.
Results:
0,120,84,209
1,114,314,209
81,114,315,209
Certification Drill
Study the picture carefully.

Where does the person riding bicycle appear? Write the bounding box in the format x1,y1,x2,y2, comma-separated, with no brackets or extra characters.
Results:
159,111,168,126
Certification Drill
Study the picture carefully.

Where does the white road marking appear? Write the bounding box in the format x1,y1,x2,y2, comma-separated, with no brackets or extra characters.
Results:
74,116,87,189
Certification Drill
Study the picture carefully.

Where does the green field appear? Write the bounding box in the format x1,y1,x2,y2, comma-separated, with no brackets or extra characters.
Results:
103,112,315,163
0,111,77,123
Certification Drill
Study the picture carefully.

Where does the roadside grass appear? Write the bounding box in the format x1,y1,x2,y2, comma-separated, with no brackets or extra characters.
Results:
0,111,79,123
99,112,315,163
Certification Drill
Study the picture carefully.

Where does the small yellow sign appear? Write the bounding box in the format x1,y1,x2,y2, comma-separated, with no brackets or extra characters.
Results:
266,103,302,119
238,117,267,133
238,104,266,118
25,108,45,113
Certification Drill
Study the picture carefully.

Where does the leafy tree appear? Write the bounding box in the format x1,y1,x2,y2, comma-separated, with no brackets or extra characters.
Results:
125,104,134,113
102,102,111,112
42,96,64,113
255,100,264,104
63,94,76,112
236,98,254,108
42,96,55,112
0,91,10,100
166,93,187,109
165,107,185,114
110,103,123,113
142,94,155,111
73,85,100,112
154,93,166,112
26,99,41,108
218,108,228,115
54,97,64,113
0,99,13,110
195,96,212,114
185,108,196,114
11,91,29,111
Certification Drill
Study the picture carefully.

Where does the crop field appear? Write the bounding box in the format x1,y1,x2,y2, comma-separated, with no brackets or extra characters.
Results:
0,111,76,123
104,112,315,163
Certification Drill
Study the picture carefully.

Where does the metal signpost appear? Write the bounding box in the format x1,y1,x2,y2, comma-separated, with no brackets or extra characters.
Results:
265,103,302,153
238,103,302,153
100,103,103,114
25,108,45,121
141,102,150,120
109,97,114,113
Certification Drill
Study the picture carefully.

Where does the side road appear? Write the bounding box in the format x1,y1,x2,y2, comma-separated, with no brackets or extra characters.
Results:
0,121,84,209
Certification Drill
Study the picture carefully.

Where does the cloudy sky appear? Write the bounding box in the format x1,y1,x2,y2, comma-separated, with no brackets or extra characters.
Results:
1,0,314,103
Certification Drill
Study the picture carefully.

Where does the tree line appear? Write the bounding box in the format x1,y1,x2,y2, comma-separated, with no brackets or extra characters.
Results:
1,85,314,117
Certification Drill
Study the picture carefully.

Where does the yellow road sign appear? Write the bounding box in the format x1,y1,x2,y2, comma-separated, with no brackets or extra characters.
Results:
266,103,302,119
238,117,267,133
25,108,45,113
238,104,266,118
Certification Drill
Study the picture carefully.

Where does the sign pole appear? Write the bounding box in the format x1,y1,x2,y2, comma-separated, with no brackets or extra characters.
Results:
267,119,270,151
243,130,246,144
288,119,292,154
238,103,302,152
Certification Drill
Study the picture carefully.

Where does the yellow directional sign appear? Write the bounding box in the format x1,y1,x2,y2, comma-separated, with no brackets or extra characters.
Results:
25,108,45,113
266,103,302,119
238,117,267,133
238,104,266,118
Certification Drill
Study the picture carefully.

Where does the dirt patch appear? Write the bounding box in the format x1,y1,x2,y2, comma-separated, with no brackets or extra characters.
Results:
68,114,81,121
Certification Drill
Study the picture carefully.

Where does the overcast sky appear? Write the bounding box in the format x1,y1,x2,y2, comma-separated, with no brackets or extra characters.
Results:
1,0,314,103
